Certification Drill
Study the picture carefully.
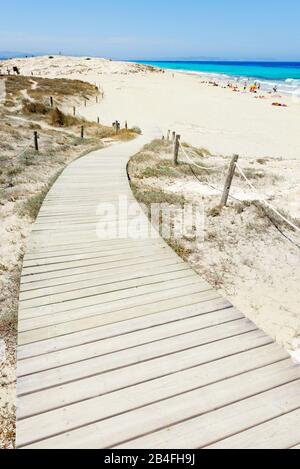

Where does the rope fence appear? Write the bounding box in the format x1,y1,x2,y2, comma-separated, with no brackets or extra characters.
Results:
15,143,32,159
164,130,300,237
178,137,239,201
179,141,242,202
236,162,300,234
179,141,218,172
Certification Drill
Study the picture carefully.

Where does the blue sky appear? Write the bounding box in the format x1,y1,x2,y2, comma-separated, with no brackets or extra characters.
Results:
1,0,300,60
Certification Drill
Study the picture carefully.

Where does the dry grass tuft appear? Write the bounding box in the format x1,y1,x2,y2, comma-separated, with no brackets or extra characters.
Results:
47,107,81,127
208,205,223,218
144,139,172,152
167,240,193,259
131,182,186,208
22,99,50,115
113,129,139,141
3,75,100,109
29,77,99,101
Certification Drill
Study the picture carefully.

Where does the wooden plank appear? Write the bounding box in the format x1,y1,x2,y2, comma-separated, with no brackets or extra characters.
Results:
20,258,184,290
115,380,300,450
20,273,200,313
21,253,181,285
28,222,151,233
207,409,300,449
24,238,166,261
25,237,162,256
19,280,208,332
18,290,221,345
17,319,258,396
19,270,197,309
18,343,287,420
20,262,190,298
22,244,171,268
22,245,174,276
18,308,243,376
19,367,300,449
18,297,232,359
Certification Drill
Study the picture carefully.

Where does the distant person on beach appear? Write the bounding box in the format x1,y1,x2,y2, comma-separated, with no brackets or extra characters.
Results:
273,85,278,93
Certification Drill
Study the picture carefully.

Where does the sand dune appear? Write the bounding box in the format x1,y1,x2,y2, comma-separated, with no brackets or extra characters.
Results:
2,55,300,160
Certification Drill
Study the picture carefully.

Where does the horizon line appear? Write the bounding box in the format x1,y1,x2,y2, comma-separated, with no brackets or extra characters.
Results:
1,52,300,63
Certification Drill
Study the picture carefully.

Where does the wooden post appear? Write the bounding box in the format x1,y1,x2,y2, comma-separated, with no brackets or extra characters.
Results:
50,96,53,108
220,154,239,207
125,121,128,130
97,117,100,124
96,96,98,103
172,131,176,142
73,106,76,116
167,130,170,141
34,131,39,152
174,135,180,166
81,126,84,139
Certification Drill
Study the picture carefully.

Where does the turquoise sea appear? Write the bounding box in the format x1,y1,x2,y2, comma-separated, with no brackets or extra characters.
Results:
2,56,300,94
137,60,300,94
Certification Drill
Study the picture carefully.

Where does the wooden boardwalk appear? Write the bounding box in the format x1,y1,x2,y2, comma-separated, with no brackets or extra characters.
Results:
16,132,300,449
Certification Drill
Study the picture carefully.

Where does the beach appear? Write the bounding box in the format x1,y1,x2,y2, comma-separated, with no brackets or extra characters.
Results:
0,54,300,448
2,56,300,160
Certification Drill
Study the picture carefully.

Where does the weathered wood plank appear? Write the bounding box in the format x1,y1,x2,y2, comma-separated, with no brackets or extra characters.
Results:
18,281,209,332
18,290,221,345
20,262,190,298
19,367,300,449
17,298,233,359
207,409,300,449
17,320,258,396
17,343,288,420
115,380,300,450
17,131,300,450
20,252,180,285
18,308,243,376
20,269,196,308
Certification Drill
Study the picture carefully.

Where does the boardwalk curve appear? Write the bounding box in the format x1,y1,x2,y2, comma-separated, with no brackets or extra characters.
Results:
16,130,300,449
